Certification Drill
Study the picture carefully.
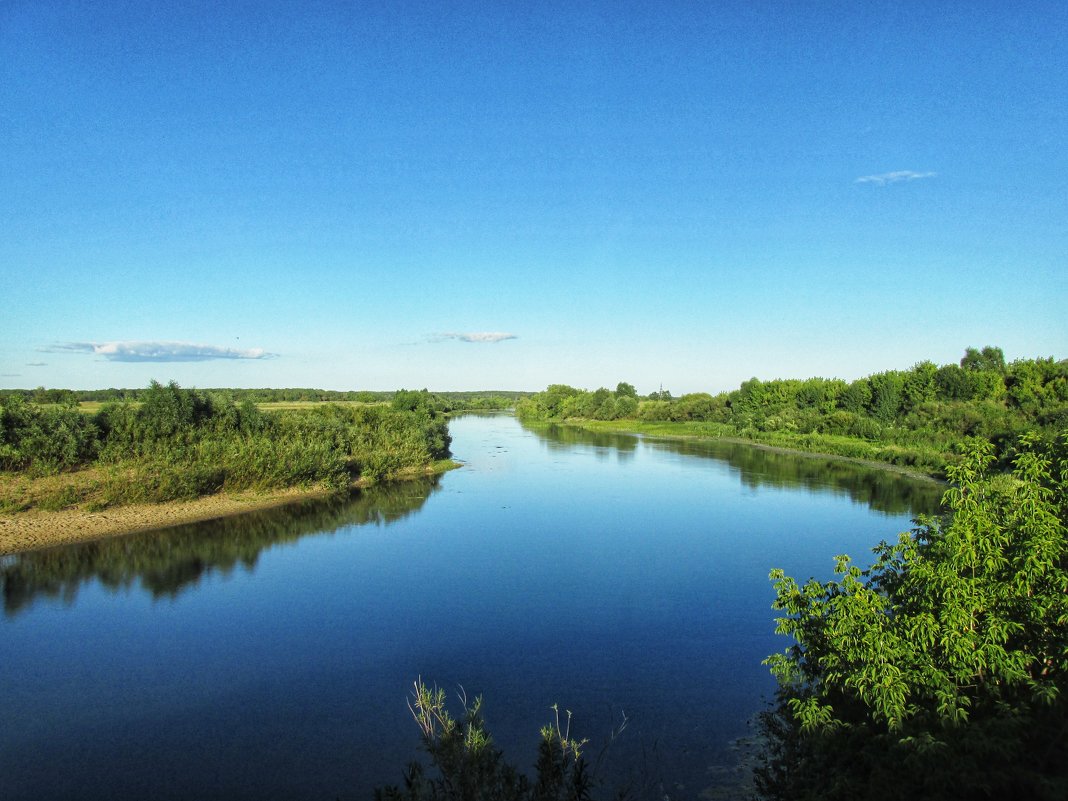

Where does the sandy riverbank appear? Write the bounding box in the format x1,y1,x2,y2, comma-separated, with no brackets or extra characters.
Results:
0,460,461,556
0,486,333,555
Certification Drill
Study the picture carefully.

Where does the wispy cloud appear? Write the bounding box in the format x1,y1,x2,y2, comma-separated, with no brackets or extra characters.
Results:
1,373,20,377
855,170,937,186
46,340,277,363
433,332,518,344
25,362,46,367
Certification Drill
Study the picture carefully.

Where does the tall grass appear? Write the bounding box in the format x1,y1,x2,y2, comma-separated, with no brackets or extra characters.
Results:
1,382,452,511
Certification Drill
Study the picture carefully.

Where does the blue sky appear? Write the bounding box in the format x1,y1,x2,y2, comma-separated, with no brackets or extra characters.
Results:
2,1,1065,394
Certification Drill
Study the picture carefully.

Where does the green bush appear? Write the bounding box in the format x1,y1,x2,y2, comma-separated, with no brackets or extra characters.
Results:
758,431,1068,801
0,395,98,472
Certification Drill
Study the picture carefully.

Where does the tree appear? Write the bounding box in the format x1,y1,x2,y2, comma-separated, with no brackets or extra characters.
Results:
901,361,937,412
867,370,905,423
585,388,613,419
515,385,583,420
614,395,639,418
934,363,972,401
1006,357,1068,412
759,431,1068,800
0,393,98,471
731,378,768,426
138,379,209,440
673,392,717,421
614,382,637,399
838,378,872,415
796,378,846,414
392,388,433,413
960,346,1006,374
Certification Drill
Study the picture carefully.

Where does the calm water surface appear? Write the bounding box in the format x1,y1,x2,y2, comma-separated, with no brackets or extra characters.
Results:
0,414,941,800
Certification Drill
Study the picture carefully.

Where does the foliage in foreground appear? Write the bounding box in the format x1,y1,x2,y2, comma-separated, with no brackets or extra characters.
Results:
377,680,622,801
758,431,1068,800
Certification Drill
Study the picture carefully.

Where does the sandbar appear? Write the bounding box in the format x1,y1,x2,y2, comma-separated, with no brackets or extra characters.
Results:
0,486,332,555
0,460,460,556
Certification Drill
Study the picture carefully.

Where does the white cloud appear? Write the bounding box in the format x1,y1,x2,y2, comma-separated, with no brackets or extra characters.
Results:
47,340,277,362
434,332,518,344
855,170,937,186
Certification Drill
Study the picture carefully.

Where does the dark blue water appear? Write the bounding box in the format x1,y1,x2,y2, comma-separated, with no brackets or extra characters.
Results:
0,414,941,800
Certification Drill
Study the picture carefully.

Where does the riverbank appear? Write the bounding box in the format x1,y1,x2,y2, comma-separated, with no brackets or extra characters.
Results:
0,460,460,555
544,419,946,483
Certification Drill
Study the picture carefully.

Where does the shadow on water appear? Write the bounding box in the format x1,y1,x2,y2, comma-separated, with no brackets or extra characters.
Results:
0,475,442,618
527,422,944,517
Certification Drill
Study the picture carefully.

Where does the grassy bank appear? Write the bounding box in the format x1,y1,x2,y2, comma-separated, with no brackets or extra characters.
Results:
0,457,458,516
514,350,1068,479
0,381,456,518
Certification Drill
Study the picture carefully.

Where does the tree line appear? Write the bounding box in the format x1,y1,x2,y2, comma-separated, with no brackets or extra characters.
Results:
0,386,525,409
0,380,453,512
515,347,1068,475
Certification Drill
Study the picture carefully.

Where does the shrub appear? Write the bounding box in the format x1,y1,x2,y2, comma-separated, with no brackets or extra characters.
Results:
377,680,601,801
758,431,1068,801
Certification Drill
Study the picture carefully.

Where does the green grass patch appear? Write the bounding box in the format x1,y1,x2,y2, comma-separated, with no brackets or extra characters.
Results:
255,400,383,411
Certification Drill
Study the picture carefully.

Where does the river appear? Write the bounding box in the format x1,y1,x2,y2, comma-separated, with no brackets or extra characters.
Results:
0,413,942,800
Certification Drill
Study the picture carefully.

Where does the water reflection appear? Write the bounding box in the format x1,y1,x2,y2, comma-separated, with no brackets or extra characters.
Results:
535,423,640,454
533,422,639,467
527,422,944,516
0,476,441,618
1,414,940,801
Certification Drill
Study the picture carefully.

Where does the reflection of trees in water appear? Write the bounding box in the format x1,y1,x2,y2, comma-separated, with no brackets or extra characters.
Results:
1,476,441,617
525,423,943,517
535,423,638,463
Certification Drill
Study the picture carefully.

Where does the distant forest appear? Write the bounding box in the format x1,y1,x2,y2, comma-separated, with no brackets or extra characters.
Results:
516,347,1068,476
0,386,527,408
